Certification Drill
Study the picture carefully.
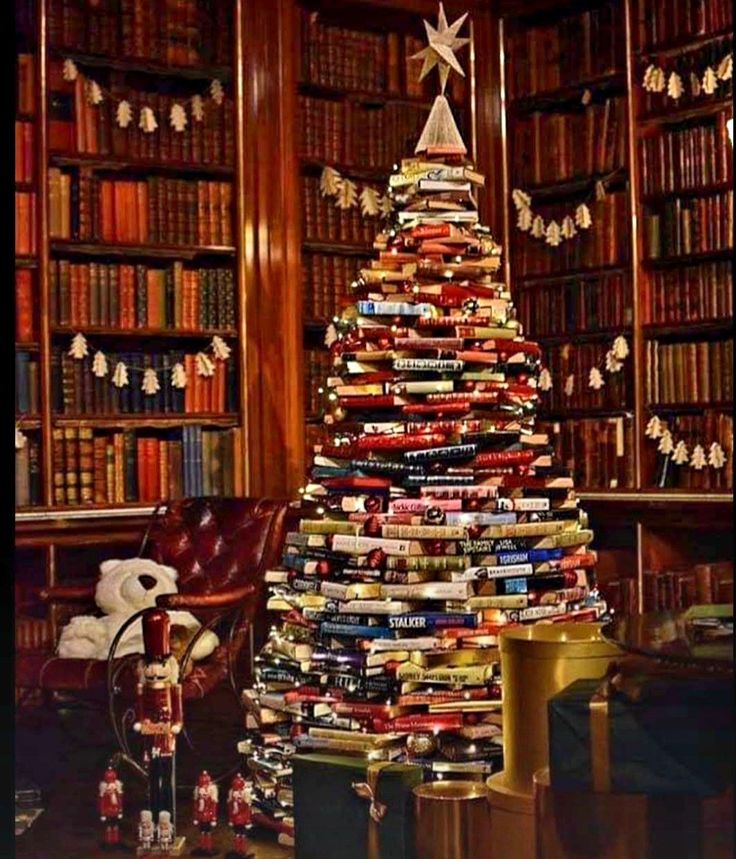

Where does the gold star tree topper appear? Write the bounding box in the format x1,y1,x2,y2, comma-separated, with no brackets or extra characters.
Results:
411,3,470,94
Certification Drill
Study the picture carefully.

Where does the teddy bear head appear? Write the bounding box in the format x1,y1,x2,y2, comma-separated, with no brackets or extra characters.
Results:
96,557,180,616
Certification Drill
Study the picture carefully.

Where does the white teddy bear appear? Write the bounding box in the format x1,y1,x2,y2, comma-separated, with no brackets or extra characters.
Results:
57,557,219,662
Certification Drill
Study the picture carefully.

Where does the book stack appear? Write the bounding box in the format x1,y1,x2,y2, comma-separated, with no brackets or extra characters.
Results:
239,104,605,830
541,341,630,411
643,190,733,259
50,261,236,330
51,425,241,506
540,416,635,489
47,0,232,67
303,253,373,321
516,271,632,337
514,190,630,276
646,337,733,404
512,96,628,186
302,176,380,246
51,347,237,416
47,169,233,247
647,260,732,324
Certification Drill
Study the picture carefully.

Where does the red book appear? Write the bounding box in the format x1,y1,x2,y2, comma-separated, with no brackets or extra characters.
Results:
184,354,194,413
136,181,148,243
15,271,34,342
146,438,160,501
137,437,148,500
100,181,115,241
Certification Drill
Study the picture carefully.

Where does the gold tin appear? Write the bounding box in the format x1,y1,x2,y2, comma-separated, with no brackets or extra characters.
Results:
499,623,621,794
413,780,492,859
486,771,536,859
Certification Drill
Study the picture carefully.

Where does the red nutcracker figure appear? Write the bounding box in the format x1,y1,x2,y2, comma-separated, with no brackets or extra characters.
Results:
227,773,254,857
132,608,184,853
98,764,123,849
192,770,219,856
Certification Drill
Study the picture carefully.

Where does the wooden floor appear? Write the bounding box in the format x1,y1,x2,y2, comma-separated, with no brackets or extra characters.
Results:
16,691,293,859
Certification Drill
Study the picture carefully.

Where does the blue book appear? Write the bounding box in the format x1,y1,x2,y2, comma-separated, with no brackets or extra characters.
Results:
193,425,204,496
496,548,564,565
15,353,29,414
182,427,192,497
388,613,478,631
310,466,353,479
445,512,517,526
319,622,395,640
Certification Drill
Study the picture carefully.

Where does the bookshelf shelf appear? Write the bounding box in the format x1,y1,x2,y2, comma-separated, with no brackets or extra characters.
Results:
643,320,733,339
302,239,373,255
49,152,235,178
16,111,35,122
642,248,733,268
49,48,232,82
51,326,238,339
641,180,733,203
516,168,628,203
17,418,42,430
580,490,733,504
16,502,158,522
645,401,733,413
300,157,390,183
539,407,634,420
297,79,431,108
534,327,633,345
49,241,237,260
509,72,627,114
16,342,40,351
636,27,733,58
15,256,38,269
52,414,240,429
638,97,733,128
516,264,630,286
15,181,35,192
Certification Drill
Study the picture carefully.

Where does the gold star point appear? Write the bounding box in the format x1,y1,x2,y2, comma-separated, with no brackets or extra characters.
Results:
410,3,470,93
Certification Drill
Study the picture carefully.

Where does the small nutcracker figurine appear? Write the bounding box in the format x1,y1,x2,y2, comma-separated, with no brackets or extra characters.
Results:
98,764,123,849
157,811,173,852
138,810,154,852
192,770,218,856
227,773,254,858
132,608,184,854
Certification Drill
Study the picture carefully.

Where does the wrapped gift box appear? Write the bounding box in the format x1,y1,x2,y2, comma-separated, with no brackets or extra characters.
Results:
549,676,733,796
293,754,423,859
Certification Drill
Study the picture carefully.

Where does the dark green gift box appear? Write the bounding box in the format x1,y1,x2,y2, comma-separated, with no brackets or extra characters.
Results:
549,676,734,797
293,754,423,859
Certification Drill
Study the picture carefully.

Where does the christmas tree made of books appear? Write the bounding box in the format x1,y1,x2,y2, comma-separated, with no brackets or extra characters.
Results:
238,4,605,840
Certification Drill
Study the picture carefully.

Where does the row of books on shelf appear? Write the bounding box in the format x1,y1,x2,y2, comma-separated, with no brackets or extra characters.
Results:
49,260,236,331
652,411,733,489
304,350,332,419
646,260,732,324
15,436,41,508
15,353,40,417
14,616,52,652
516,271,632,337
49,67,234,166
511,97,627,187
638,40,733,115
50,425,241,507
643,190,733,259
302,176,380,248
47,169,233,247
636,0,732,51
299,10,454,100
505,2,624,100
302,252,370,322
541,341,630,411
638,112,731,196
47,0,232,67
645,337,733,405
15,121,34,184
16,271,36,342
298,95,430,169
15,191,37,256
51,348,237,416
16,54,35,116
539,416,635,489
513,191,629,276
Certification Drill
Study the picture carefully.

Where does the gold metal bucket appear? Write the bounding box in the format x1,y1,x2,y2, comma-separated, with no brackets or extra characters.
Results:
414,780,492,859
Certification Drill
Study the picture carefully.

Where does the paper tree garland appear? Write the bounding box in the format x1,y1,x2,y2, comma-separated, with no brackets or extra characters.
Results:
588,367,605,389
116,100,133,128
658,429,674,456
318,165,393,221
211,335,232,361
191,95,205,122
112,362,129,388
708,442,726,469
196,352,216,377
541,336,630,394
642,51,732,98
336,178,358,210
647,415,728,471
15,424,27,451
139,106,158,134
359,187,381,217
62,58,78,81
690,444,707,470
69,333,89,359
672,440,689,465
142,368,161,395
92,351,108,378
564,374,575,398
170,103,188,132
645,415,664,439
88,80,104,106
538,367,552,392
171,363,187,389
666,71,684,100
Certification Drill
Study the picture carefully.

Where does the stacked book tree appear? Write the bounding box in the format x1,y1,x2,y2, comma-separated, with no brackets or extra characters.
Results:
239,17,605,841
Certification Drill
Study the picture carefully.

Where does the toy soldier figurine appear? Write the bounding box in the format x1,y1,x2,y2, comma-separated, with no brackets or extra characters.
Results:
133,608,185,855
192,770,219,856
138,810,154,852
227,773,254,858
157,811,174,852
98,764,123,849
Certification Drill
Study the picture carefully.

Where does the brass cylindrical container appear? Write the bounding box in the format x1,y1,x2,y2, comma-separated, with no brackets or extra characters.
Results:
413,780,491,859
486,771,536,859
500,623,620,794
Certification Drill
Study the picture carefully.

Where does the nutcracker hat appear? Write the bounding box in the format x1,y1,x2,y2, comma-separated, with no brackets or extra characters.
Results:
104,766,118,782
198,771,212,787
231,773,246,790
141,608,171,660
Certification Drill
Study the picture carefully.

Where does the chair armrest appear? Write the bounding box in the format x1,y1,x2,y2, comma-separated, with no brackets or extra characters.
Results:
156,583,257,611
39,584,96,603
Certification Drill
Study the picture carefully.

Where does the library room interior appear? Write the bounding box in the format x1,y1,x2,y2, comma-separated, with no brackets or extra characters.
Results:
13,0,733,857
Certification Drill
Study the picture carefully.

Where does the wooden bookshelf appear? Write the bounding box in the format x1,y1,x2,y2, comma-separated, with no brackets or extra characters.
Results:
497,0,733,611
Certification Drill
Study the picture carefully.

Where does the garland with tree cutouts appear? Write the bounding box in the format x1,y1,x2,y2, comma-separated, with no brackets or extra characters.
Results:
538,335,630,395
319,166,394,219
642,51,732,100
644,415,728,472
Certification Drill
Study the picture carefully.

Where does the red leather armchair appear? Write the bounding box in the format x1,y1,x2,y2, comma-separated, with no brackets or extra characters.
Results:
16,498,300,703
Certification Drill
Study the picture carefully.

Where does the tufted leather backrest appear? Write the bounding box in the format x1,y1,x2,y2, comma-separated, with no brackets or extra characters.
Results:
145,498,300,646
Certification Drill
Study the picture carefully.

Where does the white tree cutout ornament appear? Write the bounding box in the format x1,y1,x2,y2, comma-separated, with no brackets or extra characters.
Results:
170,103,188,132
196,352,215,377
87,80,104,105
564,374,575,398
612,335,629,360
511,189,532,210
702,66,718,94
588,367,605,389
378,194,394,218
92,351,108,378
517,207,533,232
210,336,231,361
116,100,133,128
651,67,666,92
666,71,684,99
142,368,160,396
645,415,664,439
319,167,342,198
560,215,577,240
15,423,27,450
717,54,733,81
708,442,726,469
531,215,545,239
359,187,381,218
324,323,339,349
139,106,158,134
112,362,129,388
210,79,224,105
336,178,358,210
69,333,89,359
642,64,659,91
671,440,689,465
690,444,707,470
171,362,187,389
538,368,552,392
191,95,205,122
658,429,674,455
575,203,592,229
545,220,562,247
605,350,623,373
63,58,79,81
